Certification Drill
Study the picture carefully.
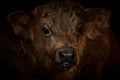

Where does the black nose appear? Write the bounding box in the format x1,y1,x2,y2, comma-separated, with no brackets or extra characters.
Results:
55,46,76,69
59,50,75,61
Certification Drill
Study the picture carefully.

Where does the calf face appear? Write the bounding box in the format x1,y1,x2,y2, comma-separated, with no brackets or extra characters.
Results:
2,0,120,80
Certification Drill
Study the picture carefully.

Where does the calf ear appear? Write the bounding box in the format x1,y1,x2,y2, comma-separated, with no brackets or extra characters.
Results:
7,11,31,36
85,8,111,39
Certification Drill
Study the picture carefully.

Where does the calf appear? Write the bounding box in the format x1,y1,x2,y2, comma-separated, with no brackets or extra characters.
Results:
0,0,120,80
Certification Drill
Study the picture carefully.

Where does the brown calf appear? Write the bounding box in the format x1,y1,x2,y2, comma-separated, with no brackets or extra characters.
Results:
0,0,120,80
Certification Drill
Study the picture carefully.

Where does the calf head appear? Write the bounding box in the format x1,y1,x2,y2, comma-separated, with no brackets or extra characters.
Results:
7,1,111,80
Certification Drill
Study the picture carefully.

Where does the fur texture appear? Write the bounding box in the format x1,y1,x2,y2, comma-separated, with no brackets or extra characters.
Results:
0,1,120,80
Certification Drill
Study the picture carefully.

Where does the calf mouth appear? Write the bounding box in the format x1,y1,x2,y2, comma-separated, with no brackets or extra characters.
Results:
55,56,76,70
57,61,76,70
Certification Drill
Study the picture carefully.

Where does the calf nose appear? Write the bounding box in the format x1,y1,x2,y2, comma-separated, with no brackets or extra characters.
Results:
59,50,75,61
55,46,76,69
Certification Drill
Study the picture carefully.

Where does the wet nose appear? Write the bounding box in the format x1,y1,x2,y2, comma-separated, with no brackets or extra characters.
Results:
55,46,76,69
59,50,75,61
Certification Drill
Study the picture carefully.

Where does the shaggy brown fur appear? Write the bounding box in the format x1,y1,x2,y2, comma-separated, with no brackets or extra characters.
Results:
0,0,120,80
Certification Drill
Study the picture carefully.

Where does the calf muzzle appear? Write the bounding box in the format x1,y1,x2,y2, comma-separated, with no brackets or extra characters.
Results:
55,46,76,69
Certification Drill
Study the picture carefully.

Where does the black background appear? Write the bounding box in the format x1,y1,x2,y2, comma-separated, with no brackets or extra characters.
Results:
0,0,118,44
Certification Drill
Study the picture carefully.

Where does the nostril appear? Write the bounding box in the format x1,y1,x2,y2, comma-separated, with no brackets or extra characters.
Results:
59,51,65,58
71,51,75,58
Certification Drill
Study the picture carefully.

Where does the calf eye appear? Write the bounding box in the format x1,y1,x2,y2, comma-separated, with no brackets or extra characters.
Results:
76,25,83,34
43,24,52,37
